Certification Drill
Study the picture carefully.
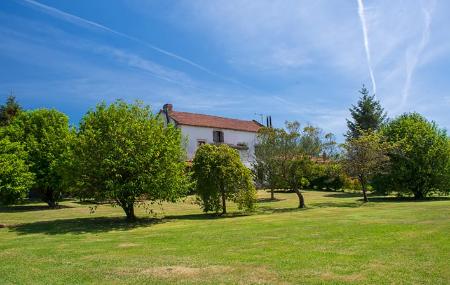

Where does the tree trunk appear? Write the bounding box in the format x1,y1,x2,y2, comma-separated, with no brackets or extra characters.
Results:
361,184,368,202
414,189,424,200
122,202,136,221
43,188,57,208
221,185,227,215
270,187,275,200
293,188,305,208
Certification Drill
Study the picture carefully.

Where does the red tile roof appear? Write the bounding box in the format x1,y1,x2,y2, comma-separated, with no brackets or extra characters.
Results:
168,111,263,132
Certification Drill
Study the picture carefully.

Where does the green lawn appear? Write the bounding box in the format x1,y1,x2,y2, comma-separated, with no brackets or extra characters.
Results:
0,190,449,284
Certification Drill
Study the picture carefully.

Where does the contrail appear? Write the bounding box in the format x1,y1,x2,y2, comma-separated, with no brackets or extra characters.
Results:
20,0,234,83
357,0,376,95
401,1,434,108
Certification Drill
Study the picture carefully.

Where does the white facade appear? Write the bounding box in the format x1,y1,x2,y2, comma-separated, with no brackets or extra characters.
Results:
179,125,258,167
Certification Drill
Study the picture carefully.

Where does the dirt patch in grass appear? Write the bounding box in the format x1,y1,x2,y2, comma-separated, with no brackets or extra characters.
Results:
117,265,283,284
320,271,364,282
142,265,231,278
117,242,140,248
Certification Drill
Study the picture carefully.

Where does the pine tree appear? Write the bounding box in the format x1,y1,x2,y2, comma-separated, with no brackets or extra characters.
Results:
0,95,22,126
346,85,386,139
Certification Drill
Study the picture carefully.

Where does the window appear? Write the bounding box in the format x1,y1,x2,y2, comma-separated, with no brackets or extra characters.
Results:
197,140,206,147
213,130,224,143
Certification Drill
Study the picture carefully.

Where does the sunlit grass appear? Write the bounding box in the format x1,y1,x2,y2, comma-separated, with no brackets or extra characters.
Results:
0,190,449,284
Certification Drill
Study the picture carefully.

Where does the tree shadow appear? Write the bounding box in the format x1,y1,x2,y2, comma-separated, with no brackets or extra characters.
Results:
310,202,362,208
10,216,165,235
367,196,450,203
257,197,285,203
323,192,362,199
164,212,251,221
0,204,74,213
257,206,309,214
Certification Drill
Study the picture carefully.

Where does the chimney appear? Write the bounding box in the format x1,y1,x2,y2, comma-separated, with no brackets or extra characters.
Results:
163,103,173,112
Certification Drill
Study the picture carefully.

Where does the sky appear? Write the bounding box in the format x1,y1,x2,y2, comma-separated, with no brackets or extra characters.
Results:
1,0,449,140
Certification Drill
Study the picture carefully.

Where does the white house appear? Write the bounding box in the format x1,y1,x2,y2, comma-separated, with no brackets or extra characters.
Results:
160,104,263,167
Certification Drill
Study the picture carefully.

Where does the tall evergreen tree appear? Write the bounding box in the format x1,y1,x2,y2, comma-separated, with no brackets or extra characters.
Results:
346,85,386,139
0,95,22,126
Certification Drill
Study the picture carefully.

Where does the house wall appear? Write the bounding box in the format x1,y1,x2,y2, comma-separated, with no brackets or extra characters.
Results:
179,125,258,167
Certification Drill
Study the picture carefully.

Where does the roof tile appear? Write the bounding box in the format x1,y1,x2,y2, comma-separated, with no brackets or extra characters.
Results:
169,111,262,132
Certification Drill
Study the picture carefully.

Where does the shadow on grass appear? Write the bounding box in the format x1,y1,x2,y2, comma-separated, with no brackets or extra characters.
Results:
165,212,251,220
257,197,285,203
257,206,309,214
324,192,450,203
0,204,74,213
10,216,165,235
310,202,362,208
367,196,450,203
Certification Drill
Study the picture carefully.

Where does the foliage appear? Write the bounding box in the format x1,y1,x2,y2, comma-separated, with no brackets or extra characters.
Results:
71,100,189,220
3,109,71,207
346,85,387,139
0,95,22,126
192,144,256,214
0,138,34,205
310,162,346,191
378,113,450,198
255,121,339,206
341,131,392,202
254,127,284,199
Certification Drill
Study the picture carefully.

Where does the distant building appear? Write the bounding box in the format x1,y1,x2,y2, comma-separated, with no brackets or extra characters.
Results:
160,104,263,167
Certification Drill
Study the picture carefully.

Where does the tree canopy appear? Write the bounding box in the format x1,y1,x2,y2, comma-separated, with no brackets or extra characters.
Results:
192,144,256,214
3,109,72,207
341,131,392,202
0,138,34,205
346,85,386,139
71,100,189,220
378,113,450,199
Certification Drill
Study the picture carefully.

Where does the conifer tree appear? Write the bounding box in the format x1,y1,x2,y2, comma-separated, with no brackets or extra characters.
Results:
346,85,386,139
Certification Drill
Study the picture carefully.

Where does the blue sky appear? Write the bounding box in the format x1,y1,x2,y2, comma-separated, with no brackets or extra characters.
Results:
1,0,449,140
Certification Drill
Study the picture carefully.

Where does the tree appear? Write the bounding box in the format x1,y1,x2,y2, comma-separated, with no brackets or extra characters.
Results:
72,100,189,220
3,109,71,207
379,113,450,199
341,131,392,202
254,127,283,200
286,157,312,208
346,85,387,139
0,95,22,126
0,138,34,205
192,144,256,215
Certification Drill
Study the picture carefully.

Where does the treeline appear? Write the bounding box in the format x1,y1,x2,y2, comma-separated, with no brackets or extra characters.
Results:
1,86,449,220
0,98,254,220
254,85,450,207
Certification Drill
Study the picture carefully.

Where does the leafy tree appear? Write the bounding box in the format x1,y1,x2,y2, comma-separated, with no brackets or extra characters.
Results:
379,113,450,199
192,144,256,214
0,138,34,205
0,95,22,126
346,85,387,139
299,124,323,156
254,127,283,200
72,100,188,220
286,157,313,208
341,131,392,202
3,109,71,207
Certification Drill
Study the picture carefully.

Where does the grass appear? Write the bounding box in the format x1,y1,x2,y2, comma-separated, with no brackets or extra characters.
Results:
0,190,449,284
